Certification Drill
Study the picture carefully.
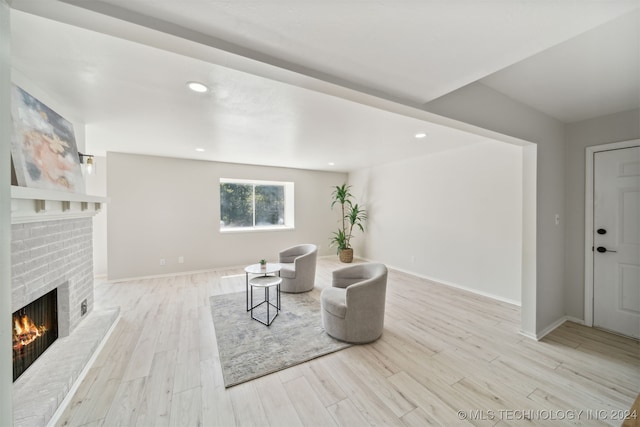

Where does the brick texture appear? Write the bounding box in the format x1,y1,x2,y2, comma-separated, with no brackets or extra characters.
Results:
11,218,94,336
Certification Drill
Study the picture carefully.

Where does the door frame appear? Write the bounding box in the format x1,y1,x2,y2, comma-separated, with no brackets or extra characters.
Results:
584,138,640,327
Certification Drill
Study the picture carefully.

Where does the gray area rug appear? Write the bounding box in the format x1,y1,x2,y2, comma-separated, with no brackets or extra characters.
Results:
210,285,351,388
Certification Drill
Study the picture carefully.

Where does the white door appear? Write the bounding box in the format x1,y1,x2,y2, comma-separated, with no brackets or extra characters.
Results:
593,146,640,339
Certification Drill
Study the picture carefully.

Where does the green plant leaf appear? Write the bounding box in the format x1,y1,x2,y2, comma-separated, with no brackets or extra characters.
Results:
329,183,367,254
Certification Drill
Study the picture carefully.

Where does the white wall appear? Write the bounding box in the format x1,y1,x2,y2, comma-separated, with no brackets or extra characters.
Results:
1,0,13,423
85,155,108,277
107,152,346,280
564,109,640,319
424,83,640,336
425,82,566,336
349,140,523,303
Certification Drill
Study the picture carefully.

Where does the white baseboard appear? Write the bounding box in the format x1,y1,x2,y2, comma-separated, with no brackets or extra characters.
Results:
518,329,538,341
109,256,339,283
363,258,521,307
531,315,586,341
107,265,250,283
564,316,585,326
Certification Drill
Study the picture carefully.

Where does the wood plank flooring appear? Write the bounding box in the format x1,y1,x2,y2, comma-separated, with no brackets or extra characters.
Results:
56,258,639,426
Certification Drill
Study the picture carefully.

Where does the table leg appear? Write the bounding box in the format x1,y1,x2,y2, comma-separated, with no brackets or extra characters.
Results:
246,272,249,311
266,287,270,325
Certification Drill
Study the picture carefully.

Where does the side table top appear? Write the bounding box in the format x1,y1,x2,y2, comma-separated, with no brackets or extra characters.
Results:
249,275,283,287
245,263,281,275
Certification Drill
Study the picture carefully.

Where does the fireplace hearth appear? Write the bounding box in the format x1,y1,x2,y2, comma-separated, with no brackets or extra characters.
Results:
13,288,58,381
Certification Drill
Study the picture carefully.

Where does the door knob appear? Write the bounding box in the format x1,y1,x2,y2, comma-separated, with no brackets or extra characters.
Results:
597,228,607,235
596,246,617,253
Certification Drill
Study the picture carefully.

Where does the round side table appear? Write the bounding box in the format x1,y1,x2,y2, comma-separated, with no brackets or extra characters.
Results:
244,263,281,311
249,275,282,326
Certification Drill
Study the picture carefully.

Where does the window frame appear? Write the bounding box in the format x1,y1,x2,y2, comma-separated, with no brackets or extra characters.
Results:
219,178,295,233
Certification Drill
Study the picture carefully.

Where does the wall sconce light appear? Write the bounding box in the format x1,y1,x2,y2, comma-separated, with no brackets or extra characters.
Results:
78,152,95,175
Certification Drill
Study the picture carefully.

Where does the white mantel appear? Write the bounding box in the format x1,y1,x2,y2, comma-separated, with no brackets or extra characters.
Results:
11,185,108,224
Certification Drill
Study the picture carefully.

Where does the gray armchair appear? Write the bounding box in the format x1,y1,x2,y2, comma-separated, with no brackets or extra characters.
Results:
278,244,318,293
321,263,388,343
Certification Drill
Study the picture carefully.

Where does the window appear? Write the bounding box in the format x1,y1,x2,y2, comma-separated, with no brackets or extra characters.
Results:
220,179,294,231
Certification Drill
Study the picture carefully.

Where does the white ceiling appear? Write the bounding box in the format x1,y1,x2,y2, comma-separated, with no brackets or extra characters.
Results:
481,9,640,123
9,0,640,172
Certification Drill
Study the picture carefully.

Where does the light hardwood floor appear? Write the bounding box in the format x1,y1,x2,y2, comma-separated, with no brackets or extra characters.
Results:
56,258,639,426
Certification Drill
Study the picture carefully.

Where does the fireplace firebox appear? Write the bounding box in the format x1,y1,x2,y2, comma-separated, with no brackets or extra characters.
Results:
12,288,58,381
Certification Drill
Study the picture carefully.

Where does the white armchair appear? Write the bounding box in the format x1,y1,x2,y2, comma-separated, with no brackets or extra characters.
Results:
278,244,318,293
321,263,388,343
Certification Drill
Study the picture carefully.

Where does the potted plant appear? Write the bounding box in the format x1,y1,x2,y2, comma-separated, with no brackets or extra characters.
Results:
259,259,267,270
330,184,367,263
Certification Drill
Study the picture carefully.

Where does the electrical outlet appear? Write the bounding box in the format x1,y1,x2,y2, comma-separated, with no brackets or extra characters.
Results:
160,258,166,266
178,256,184,264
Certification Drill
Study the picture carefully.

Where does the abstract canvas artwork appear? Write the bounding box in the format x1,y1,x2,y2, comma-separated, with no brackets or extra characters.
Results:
10,85,85,193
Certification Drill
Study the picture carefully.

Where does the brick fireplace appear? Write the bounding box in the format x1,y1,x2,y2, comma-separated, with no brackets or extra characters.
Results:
10,186,117,427
11,217,94,339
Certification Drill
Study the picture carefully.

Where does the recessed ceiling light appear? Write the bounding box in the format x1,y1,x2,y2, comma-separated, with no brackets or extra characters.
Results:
415,132,427,139
187,81,208,93
328,162,335,166
195,148,206,152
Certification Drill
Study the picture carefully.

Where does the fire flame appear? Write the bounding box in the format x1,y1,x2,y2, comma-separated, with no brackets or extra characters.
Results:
12,315,47,351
